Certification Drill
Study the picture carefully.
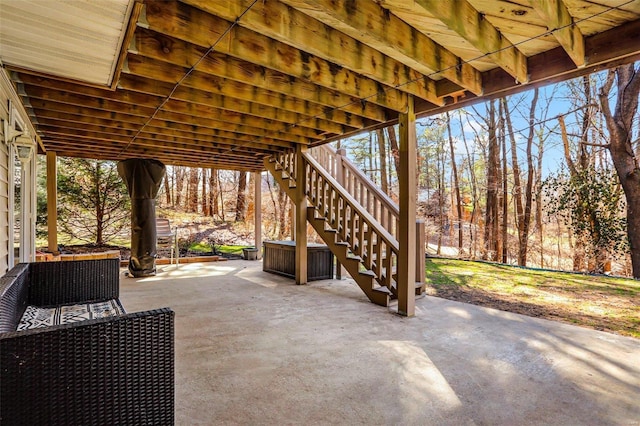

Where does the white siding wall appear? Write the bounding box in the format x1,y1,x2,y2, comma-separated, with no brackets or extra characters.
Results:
0,76,12,273
0,68,37,273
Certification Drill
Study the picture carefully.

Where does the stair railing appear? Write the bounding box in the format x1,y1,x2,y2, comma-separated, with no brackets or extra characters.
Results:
304,153,399,291
270,150,399,292
310,144,425,284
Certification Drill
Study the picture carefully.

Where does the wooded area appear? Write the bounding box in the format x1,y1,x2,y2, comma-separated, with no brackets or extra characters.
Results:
38,64,640,278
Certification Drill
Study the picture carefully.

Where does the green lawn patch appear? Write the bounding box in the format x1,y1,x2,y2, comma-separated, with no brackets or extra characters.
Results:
425,257,640,338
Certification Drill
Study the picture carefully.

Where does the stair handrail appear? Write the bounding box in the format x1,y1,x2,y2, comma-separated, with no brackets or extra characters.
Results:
310,145,399,236
302,152,400,291
311,144,425,284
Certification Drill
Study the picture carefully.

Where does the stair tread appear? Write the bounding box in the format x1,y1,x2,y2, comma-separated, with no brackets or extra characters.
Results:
372,286,392,295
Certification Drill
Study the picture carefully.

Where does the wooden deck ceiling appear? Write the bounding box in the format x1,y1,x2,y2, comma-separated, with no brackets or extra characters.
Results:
3,0,640,171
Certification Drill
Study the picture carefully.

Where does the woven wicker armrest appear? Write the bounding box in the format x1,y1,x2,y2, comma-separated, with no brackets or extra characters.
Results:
27,258,121,306
0,264,30,332
0,307,175,425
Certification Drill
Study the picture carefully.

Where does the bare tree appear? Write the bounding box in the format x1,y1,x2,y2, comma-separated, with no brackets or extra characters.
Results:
483,101,501,261
209,168,219,218
386,126,400,177
599,63,640,278
175,166,185,206
376,129,389,194
187,168,199,212
235,171,248,221
502,89,539,266
202,168,209,216
459,110,480,258
445,112,463,252
499,101,508,263
163,171,171,205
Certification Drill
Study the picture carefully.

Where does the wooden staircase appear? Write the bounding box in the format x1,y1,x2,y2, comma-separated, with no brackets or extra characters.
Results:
265,150,407,307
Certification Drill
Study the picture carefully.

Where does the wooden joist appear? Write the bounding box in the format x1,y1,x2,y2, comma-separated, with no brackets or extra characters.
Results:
3,0,638,170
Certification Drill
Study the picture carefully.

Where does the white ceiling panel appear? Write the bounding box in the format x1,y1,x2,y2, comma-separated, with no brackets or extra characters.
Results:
0,0,133,86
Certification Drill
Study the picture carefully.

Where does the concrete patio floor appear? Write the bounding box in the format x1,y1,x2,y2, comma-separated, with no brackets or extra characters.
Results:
119,260,640,426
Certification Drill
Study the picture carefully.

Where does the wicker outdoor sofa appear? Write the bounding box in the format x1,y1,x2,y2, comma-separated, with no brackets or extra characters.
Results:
0,258,174,425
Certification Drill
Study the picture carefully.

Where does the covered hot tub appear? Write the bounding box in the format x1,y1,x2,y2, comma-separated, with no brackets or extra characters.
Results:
263,241,334,281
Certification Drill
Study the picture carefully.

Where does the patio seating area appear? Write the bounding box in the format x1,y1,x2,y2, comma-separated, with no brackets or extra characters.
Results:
0,258,174,424
121,259,640,425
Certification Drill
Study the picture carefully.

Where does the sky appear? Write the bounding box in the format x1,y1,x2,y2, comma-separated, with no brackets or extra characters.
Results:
338,65,637,183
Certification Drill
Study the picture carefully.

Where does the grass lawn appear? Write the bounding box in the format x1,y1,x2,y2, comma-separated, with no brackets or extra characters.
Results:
188,243,252,256
425,257,640,338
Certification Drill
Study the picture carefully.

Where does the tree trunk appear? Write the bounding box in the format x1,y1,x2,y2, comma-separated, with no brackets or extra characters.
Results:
446,112,463,252
387,126,401,177
460,110,479,259
500,102,508,263
95,162,104,245
164,172,171,205
436,136,445,255
484,101,500,261
187,168,199,212
536,129,545,268
277,186,288,240
202,168,209,215
175,166,185,206
368,132,375,183
236,171,248,222
209,168,217,217
599,64,640,278
376,129,389,194
218,171,225,220
502,90,538,266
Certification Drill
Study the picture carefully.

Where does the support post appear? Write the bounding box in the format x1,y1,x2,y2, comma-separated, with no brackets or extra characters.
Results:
254,171,263,259
335,148,347,279
46,151,58,254
398,97,417,316
295,146,308,285
415,219,426,294
291,199,296,241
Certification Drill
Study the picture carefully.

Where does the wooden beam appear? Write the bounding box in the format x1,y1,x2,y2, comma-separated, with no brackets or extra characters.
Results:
36,124,281,159
131,28,390,123
415,0,529,83
397,97,416,317
110,1,144,90
183,0,452,104
142,0,411,112
41,137,264,170
123,54,359,132
528,0,586,67
46,151,58,254
33,110,296,150
24,89,320,143
324,19,640,145
280,0,484,95
29,97,311,146
295,145,308,285
21,77,329,141
30,100,302,146
38,127,271,159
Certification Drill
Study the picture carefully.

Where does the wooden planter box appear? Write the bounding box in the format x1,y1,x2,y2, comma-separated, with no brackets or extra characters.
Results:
263,241,334,281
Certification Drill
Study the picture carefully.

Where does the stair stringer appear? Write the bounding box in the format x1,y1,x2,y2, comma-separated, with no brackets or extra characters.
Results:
264,155,390,307
306,208,390,306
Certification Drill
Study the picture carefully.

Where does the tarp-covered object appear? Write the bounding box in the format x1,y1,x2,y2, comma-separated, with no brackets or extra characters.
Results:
118,159,166,277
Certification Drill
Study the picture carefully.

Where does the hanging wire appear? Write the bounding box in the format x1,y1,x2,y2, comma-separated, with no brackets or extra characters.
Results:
118,0,261,158
115,0,637,162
